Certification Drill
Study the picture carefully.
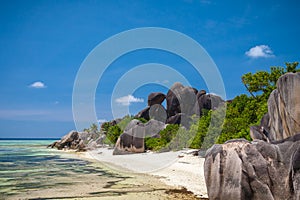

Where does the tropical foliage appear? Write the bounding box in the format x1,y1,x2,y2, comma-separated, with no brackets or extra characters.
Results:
89,62,299,151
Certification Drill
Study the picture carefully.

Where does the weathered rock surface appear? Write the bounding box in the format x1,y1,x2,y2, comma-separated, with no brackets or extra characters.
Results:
148,92,166,106
205,136,300,200
267,72,300,140
135,104,167,123
48,130,86,151
135,106,150,120
149,104,167,123
166,82,199,119
205,72,300,200
251,72,300,142
113,119,166,155
134,82,224,129
197,92,224,115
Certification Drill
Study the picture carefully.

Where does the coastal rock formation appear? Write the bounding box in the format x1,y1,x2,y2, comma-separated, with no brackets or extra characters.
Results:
205,136,300,200
205,72,300,200
267,72,300,140
149,104,167,123
148,92,166,106
113,119,166,155
135,106,150,120
134,82,224,129
251,72,300,141
135,104,167,123
197,92,224,115
48,130,86,151
166,82,198,118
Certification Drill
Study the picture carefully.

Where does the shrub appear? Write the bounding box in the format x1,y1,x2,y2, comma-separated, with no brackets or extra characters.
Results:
104,125,122,145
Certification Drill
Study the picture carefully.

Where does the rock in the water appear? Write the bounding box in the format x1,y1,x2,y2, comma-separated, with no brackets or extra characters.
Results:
148,92,166,106
113,119,166,155
205,135,300,200
48,130,86,151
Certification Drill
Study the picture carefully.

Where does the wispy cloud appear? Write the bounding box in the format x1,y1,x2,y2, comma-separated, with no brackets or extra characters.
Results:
115,95,144,106
29,81,46,89
155,80,169,84
245,45,275,58
97,119,107,124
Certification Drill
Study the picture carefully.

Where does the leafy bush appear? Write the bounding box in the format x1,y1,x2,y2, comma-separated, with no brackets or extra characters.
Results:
145,124,179,151
104,125,122,145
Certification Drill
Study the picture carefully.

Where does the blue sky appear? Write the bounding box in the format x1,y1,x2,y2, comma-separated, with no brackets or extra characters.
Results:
0,0,299,138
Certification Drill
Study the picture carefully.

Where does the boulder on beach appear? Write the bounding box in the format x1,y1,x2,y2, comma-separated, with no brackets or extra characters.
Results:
204,72,300,200
113,119,166,155
205,136,300,200
48,130,86,151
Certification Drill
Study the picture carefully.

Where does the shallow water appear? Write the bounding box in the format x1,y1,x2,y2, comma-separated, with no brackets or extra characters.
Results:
0,140,203,200
0,140,125,198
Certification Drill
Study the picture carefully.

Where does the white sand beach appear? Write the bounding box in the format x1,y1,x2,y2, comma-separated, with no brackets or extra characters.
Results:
84,148,208,199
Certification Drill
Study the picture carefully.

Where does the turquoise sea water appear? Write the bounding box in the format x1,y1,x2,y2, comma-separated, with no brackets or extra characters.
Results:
0,139,120,199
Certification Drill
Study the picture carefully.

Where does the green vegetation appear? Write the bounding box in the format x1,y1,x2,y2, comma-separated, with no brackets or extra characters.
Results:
242,62,299,99
83,123,99,134
87,62,299,151
145,124,179,151
102,115,149,145
146,62,299,151
104,125,122,144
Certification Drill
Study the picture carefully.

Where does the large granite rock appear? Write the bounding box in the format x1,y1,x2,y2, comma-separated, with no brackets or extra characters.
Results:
166,113,190,128
135,104,167,123
166,82,198,118
205,136,300,200
149,104,167,123
48,130,86,151
205,72,300,200
197,91,224,115
251,72,300,142
148,92,166,106
267,72,300,140
135,106,150,120
113,119,166,155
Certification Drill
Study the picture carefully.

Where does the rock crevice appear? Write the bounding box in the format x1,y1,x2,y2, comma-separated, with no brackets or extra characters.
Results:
205,72,300,200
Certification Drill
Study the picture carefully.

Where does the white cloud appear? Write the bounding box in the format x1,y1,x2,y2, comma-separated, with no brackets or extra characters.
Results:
245,45,274,58
29,81,46,88
97,119,107,124
155,80,169,84
115,95,144,106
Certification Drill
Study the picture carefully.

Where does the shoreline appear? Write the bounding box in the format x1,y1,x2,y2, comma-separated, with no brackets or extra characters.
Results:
80,148,208,199
3,143,206,200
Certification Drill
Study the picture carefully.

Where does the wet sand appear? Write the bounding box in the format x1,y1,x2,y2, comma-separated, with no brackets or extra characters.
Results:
4,149,207,200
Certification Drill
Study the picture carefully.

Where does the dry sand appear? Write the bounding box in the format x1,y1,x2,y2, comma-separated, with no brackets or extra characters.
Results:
85,148,208,199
